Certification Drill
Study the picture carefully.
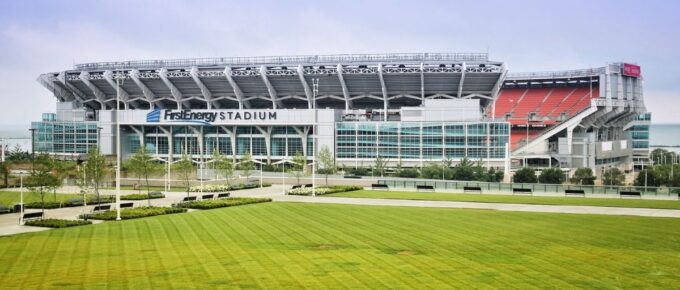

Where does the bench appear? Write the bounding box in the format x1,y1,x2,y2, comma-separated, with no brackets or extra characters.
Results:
291,184,303,189
0,205,11,214
416,185,435,192
565,189,586,197
182,196,197,202
217,193,230,199
202,194,214,200
119,202,134,209
464,186,483,194
23,211,43,221
512,188,532,195
344,175,361,179
92,205,111,212
304,184,313,188
371,183,389,191
620,191,641,199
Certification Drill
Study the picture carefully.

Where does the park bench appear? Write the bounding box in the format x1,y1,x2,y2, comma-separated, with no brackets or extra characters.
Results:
182,196,197,202
344,175,361,179
291,184,303,189
416,185,435,192
119,202,134,209
92,205,111,212
217,193,230,199
620,191,641,199
512,188,532,195
304,184,313,188
464,186,483,194
565,189,586,197
22,211,43,221
371,183,389,191
0,204,11,214
67,198,84,207
202,194,214,200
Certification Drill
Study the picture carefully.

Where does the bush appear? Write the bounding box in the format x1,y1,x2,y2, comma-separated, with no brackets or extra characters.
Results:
395,168,419,178
570,168,596,185
81,206,187,220
174,197,271,209
189,183,272,193
25,218,92,228
513,167,538,183
287,185,362,196
121,193,166,200
346,167,370,176
538,168,566,184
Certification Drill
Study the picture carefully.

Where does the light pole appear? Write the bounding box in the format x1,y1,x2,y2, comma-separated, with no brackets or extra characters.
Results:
115,73,122,221
312,78,319,197
19,174,24,225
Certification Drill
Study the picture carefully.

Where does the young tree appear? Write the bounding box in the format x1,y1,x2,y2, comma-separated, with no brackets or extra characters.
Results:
127,147,163,205
317,145,336,185
570,168,595,185
538,168,565,184
239,151,254,182
291,151,307,185
212,150,234,189
602,167,625,186
0,161,10,186
27,154,59,214
420,162,443,179
84,147,108,207
513,167,538,183
173,154,194,197
373,155,389,177
635,167,659,187
452,158,476,181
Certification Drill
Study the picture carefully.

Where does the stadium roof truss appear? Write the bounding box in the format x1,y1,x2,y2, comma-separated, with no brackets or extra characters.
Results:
38,53,506,111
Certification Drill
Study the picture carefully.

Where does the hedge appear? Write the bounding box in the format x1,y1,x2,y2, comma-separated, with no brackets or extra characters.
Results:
24,195,115,209
189,183,272,193
287,185,363,196
121,193,166,200
173,197,272,210
80,206,187,220
24,219,92,228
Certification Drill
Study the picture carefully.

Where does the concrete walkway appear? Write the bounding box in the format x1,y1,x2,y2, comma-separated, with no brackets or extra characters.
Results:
275,195,680,218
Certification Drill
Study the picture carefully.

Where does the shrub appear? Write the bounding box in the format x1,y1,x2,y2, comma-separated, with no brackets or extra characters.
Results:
395,168,419,178
346,167,370,176
121,193,166,200
189,183,272,192
538,168,566,184
287,185,362,196
513,167,538,183
174,197,271,210
81,206,187,220
570,168,596,185
25,218,92,228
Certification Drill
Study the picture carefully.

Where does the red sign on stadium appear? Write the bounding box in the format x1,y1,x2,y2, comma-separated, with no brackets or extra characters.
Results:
622,63,641,78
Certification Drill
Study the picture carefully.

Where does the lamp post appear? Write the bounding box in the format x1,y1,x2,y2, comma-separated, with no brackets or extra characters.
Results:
19,174,24,225
312,78,319,197
115,73,122,221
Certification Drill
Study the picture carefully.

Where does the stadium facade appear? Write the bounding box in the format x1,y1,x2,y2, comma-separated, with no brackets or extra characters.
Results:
31,53,649,178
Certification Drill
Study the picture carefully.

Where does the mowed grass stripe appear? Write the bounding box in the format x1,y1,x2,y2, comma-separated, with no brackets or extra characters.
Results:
1,203,680,289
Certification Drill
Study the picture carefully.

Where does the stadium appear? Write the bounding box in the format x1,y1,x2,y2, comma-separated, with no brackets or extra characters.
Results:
31,52,649,179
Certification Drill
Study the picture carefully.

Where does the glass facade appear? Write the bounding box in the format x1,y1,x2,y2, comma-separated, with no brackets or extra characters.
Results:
31,121,98,155
629,113,651,150
335,121,509,160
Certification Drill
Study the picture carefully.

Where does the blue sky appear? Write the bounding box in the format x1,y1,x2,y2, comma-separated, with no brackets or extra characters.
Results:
1,0,679,128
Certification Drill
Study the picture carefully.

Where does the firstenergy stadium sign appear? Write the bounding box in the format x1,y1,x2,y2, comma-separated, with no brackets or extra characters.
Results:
146,108,278,125
622,63,641,78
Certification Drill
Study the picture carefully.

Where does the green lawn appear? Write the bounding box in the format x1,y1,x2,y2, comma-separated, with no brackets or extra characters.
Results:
0,191,83,207
328,190,680,210
1,202,679,289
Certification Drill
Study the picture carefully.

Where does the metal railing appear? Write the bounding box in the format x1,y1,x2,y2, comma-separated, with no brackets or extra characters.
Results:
507,67,606,80
73,53,490,71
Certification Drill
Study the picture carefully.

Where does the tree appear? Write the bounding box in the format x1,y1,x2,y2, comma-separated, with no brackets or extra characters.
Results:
239,151,254,182
291,151,307,185
570,168,595,185
420,163,443,179
84,147,108,207
127,147,163,205
52,160,76,201
212,150,234,189
27,154,60,214
602,167,625,186
538,168,565,184
173,154,194,197
317,145,335,185
513,167,538,183
396,168,419,178
452,158,476,181
651,149,676,165
0,161,10,186
480,167,504,182
635,167,659,187
373,155,389,177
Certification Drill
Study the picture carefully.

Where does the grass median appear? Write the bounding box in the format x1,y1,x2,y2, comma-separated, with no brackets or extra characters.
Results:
0,202,678,288
327,190,680,210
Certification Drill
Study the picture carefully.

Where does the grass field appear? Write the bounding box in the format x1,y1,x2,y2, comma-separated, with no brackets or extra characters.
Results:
328,190,680,209
0,191,83,207
1,202,679,289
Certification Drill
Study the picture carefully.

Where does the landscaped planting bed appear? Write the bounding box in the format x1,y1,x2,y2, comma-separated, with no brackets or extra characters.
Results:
189,183,271,193
24,218,92,228
287,185,362,196
80,206,187,220
173,197,271,210
121,192,166,200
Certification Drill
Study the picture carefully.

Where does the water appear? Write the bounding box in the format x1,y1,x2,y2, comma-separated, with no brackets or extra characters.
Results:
0,124,32,153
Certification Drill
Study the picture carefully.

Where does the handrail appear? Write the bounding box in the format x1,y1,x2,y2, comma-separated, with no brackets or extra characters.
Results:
507,67,605,80
73,53,490,71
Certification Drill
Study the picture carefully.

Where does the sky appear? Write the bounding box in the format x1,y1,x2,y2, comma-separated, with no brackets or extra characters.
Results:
1,0,679,131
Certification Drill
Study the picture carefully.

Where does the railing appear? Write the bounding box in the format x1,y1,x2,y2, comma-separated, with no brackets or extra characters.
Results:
507,67,606,80
378,179,680,197
73,53,490,71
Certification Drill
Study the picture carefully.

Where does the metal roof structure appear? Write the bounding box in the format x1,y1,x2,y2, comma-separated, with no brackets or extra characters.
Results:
38,53,506,111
